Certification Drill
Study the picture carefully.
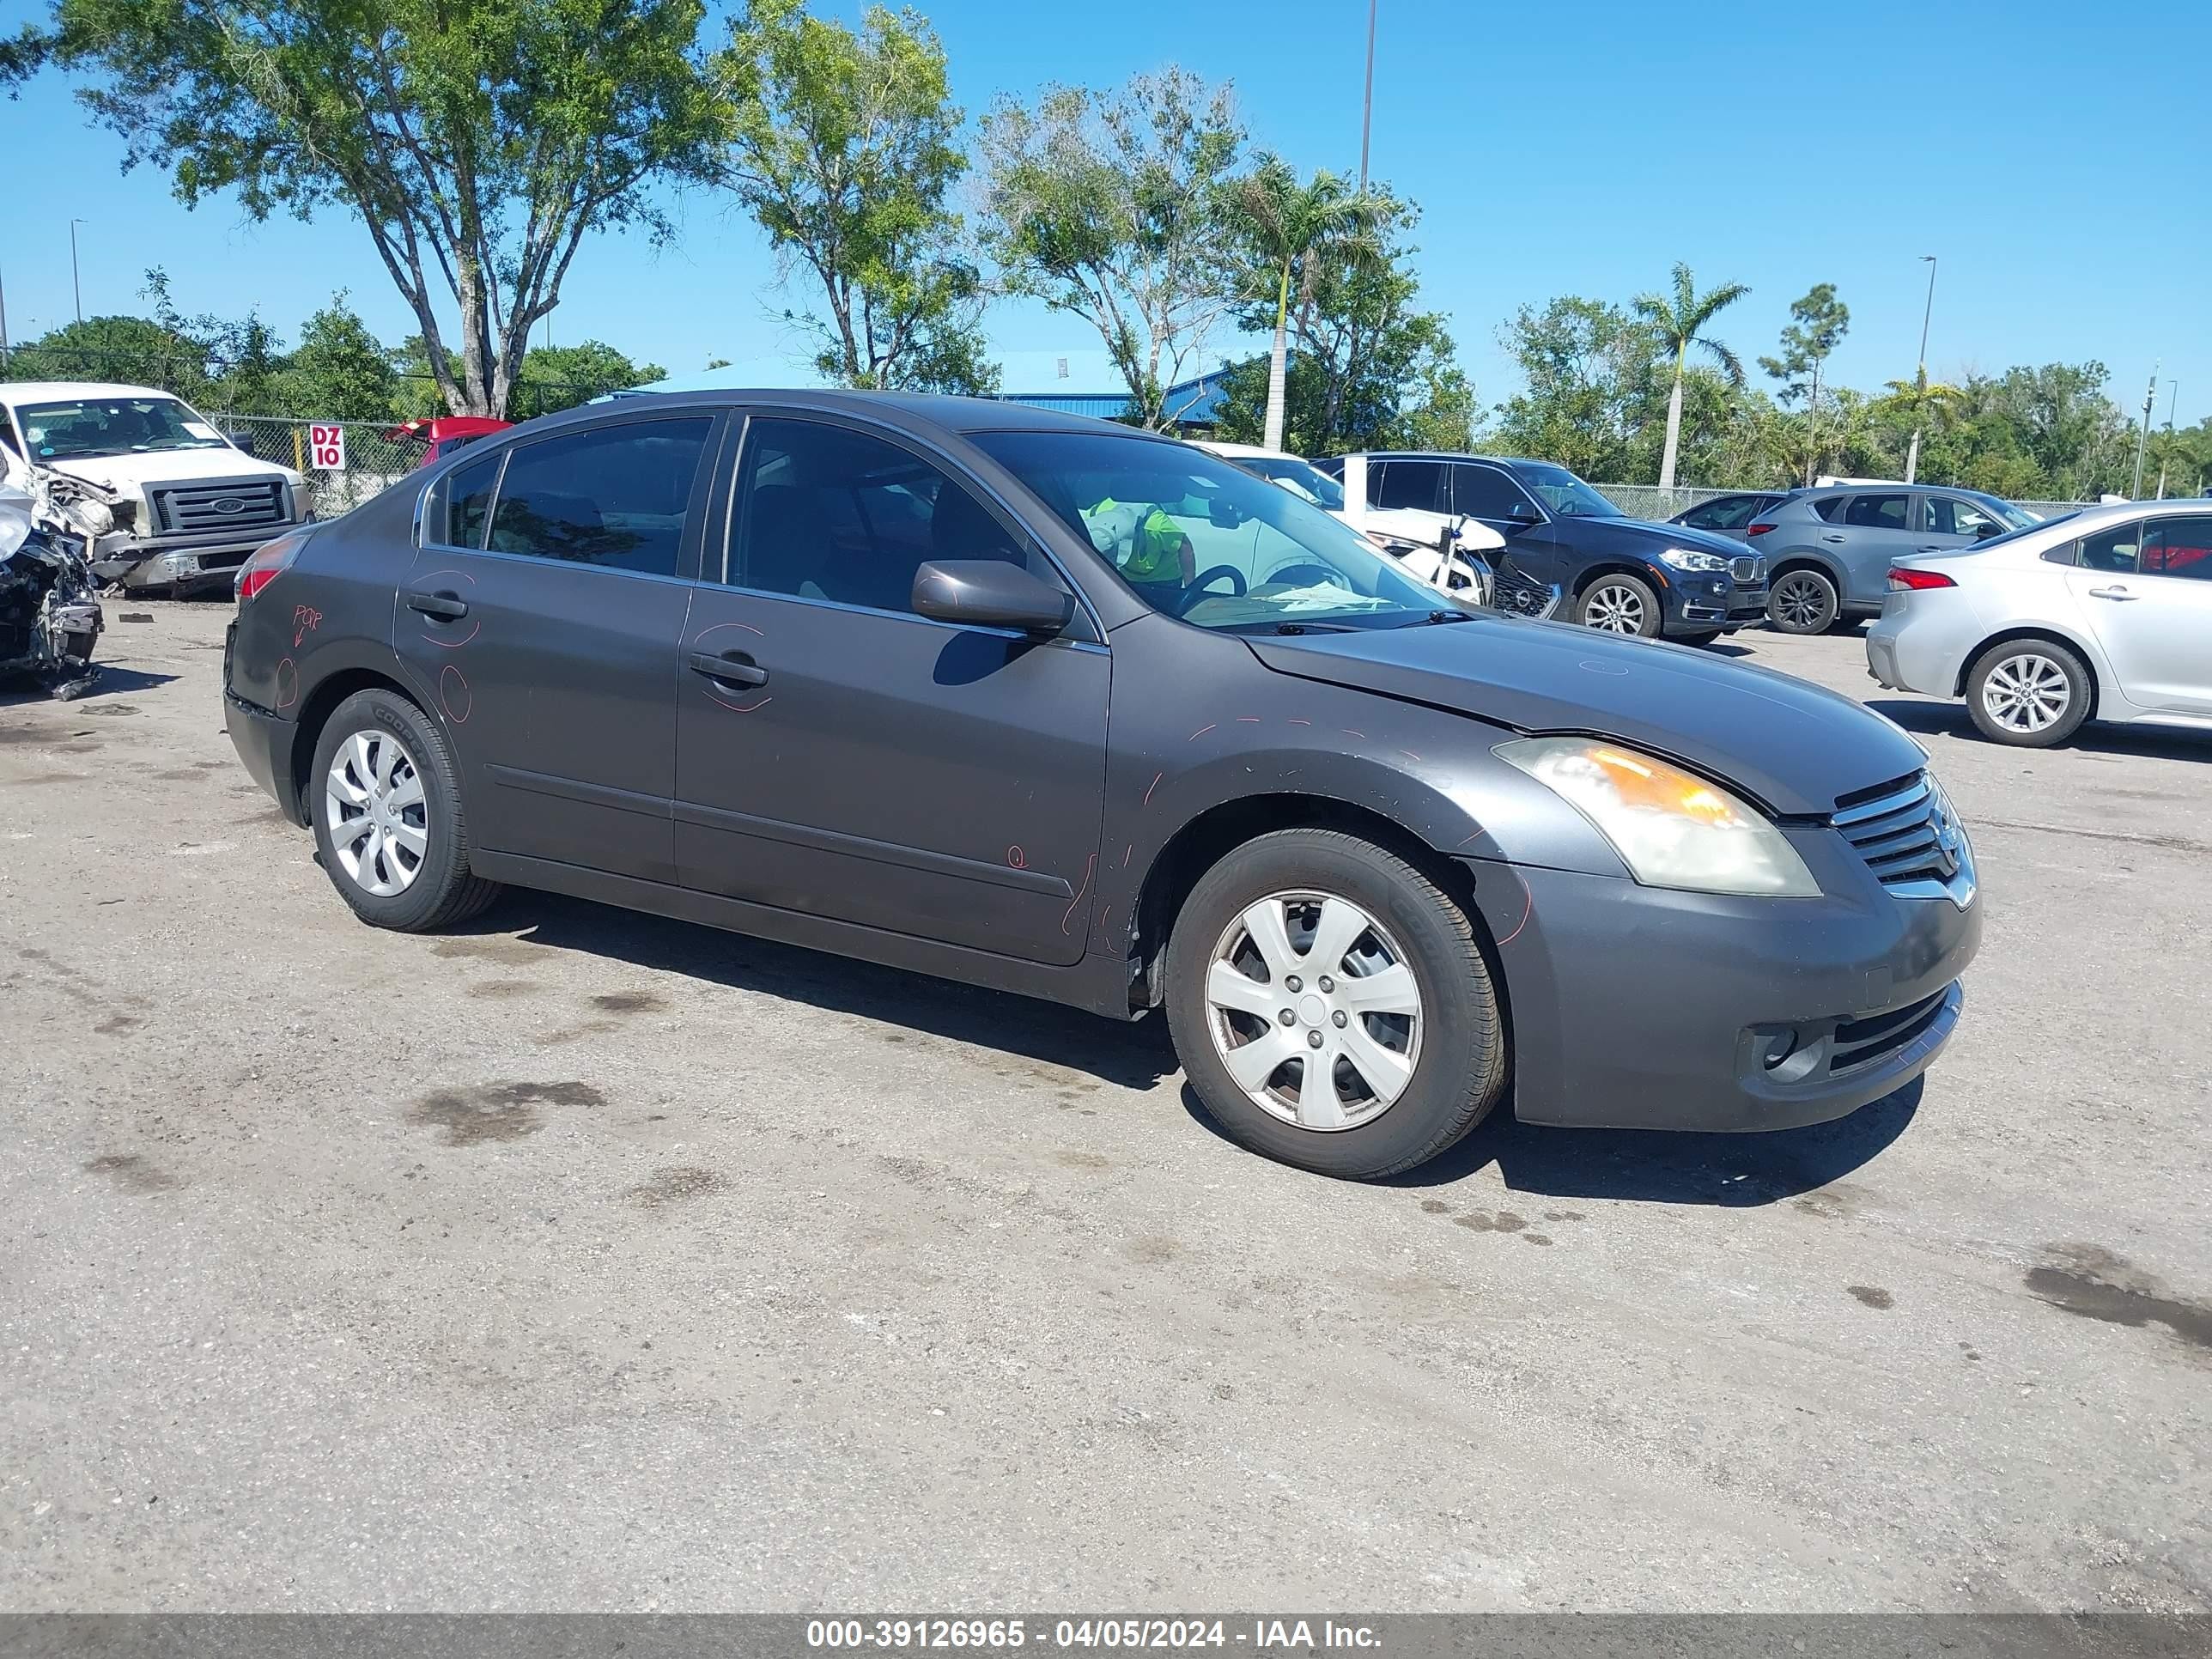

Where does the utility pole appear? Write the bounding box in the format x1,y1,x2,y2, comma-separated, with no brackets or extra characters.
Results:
70,220,88,324
2154,380,2178,499
1358,0,1377,189
1904,255,1936,484
2130,363,2157,499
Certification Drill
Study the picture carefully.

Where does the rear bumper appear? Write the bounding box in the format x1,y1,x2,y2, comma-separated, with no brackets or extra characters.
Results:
223,623,305,826
1467,856,1981,1132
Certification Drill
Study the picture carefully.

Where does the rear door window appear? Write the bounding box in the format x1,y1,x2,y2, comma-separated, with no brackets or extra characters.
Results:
432,452,502,550
1375,459,1446,514
1844,494,1909,531
1813,495,1850,523
486,417,713,577
2076,522,2146,573
2142,516,2212,580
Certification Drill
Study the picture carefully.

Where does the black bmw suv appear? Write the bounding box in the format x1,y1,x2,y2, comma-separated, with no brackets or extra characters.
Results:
1321,452,1769,642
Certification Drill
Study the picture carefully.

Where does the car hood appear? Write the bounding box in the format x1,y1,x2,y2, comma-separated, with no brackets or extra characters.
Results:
1248,617,1925,816
1590,514,1745,557
37,450,299,492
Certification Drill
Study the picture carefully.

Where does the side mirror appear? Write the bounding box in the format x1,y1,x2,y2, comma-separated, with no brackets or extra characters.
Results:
1504,501,1540,523
912,559,1074,638
1206,495,1245,529
1973,522,2002,541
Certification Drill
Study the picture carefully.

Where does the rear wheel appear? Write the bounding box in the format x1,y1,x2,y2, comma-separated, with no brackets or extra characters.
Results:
1966,639,2091,747
1767,568,1838,634
1577,573,1662,637
309,687,501,931
1164,830,1507,1180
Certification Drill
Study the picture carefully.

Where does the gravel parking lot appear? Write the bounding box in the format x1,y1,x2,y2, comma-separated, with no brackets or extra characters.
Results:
3,601,2208,1613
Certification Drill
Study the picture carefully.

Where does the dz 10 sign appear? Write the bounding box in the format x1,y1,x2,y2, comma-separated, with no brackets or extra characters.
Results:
308,423,346,471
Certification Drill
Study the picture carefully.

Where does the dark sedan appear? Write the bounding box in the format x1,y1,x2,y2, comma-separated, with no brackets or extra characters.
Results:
223,392,1979,1179
1322,451,1771,641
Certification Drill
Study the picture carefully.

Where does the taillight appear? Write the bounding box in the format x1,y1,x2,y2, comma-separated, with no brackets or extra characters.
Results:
1888,567,1957,592
1744,522,1777,538
235,532,306,602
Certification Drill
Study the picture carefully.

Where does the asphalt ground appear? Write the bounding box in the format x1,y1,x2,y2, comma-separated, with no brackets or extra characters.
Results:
3,600,2206,1613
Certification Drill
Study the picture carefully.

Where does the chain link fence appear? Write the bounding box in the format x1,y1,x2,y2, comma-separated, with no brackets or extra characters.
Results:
212,414,422,517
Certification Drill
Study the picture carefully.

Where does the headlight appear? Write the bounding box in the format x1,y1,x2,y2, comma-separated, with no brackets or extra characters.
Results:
1660,547,1731,573
1495,737,1820,897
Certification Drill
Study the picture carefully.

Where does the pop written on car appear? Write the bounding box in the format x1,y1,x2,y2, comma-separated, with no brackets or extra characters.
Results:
223,391,1979,1180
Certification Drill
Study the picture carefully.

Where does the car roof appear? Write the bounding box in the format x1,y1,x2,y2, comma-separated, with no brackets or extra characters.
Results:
1332,450,1559,469
0,380,187,404
556,386,1153,443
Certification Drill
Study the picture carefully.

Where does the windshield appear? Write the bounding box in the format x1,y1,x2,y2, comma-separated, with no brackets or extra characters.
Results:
1983,495,2042,531
1516,462,1621,519
15,396,231,461
972,430,1446,632
1225,453,1347,512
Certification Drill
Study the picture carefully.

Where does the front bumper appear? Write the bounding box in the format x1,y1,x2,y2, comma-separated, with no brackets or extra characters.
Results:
94,526,300,592
1668,575,1769,630
1467,850,1981,1132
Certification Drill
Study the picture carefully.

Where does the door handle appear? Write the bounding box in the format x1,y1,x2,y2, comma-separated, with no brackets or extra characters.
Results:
1820,533,1846,544
405,589,470,620
689,649,769,687
2087,586,2139,602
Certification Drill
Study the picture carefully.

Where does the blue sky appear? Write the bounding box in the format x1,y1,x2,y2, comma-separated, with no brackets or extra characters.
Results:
3,0,2206,424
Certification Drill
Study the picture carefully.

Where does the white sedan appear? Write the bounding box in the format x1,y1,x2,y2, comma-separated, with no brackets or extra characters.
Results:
1868,499,2212,746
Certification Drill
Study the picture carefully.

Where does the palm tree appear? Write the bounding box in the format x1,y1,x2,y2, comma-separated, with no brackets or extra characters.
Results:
1222,155,1383,453
1632,263,1750,489
1881,374,1963,482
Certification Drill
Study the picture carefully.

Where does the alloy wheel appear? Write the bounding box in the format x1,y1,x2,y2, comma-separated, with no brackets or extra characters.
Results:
1583,581,1646,634
1771,573,1831,630
1204,890,1423,1132
325,729,430,896
1982,653,2071,734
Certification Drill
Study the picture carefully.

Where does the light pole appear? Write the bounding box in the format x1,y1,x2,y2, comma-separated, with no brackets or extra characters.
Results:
70,219,88,323
1904,255,1937,484
2130,363,2158,499
2156,380,2178,500
1358,0,1377,189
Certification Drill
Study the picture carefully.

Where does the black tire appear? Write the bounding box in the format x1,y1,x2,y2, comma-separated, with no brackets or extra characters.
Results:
1164,829,1508,1180
308,687,501,931
1577,572,1663,637
1965,638,2092,748
1766,568,1838,635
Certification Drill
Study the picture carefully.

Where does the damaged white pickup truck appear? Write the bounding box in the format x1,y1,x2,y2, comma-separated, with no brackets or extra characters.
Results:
0,382,308,596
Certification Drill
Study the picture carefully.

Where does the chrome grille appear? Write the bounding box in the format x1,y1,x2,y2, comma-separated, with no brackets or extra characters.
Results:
152,478,289,536
1832,771,1972,903
1730,554,1765,584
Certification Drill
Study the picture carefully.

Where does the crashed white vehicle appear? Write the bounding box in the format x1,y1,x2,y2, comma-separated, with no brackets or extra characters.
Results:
1193,440,1501,600
0,382,307,595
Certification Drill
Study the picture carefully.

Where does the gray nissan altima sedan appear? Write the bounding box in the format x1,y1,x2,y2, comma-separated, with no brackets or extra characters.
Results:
222,391,1980,1179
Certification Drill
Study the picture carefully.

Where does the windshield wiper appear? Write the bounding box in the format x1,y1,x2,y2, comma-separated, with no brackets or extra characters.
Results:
1396,609,1473,628
1266,619,1355,635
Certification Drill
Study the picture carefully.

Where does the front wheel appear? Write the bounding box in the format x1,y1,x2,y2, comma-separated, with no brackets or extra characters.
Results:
1577,573,1662,637
1966,639,2091,747
1164,830,1508,1180
1767,568,1838,634
309,687,502,931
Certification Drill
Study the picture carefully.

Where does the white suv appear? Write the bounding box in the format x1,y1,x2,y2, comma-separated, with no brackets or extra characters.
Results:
0,382,307,594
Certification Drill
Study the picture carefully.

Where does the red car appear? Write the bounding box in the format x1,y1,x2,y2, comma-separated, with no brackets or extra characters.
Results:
385,416,511,468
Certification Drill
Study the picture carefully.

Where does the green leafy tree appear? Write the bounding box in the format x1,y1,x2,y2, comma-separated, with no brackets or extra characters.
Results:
1218,153,1382,452
41,0,720,418
1759,283,1850,485
1491,297,1667,480
513,341,667,415
1631,262,1750,489
272,295,400,421
712,0,994,395
980,68,1243,430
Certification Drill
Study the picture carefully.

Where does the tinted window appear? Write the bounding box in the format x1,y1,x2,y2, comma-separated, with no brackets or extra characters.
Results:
1813,495,1849,523
1844,494,1909,530
484,417,708,577
1452,464,1534,520
2077,522,2146,573
435,453,501,549
1375,459,1446,513
2142,516,2212,580
1685,494,1766,530
1927,495,2002,538
731,418,1032,614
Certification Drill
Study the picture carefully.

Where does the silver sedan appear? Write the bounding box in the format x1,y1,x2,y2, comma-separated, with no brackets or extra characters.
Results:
1867,500,2212,746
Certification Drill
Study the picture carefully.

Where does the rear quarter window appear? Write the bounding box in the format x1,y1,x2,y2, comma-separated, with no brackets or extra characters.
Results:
1813,496,1849,523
